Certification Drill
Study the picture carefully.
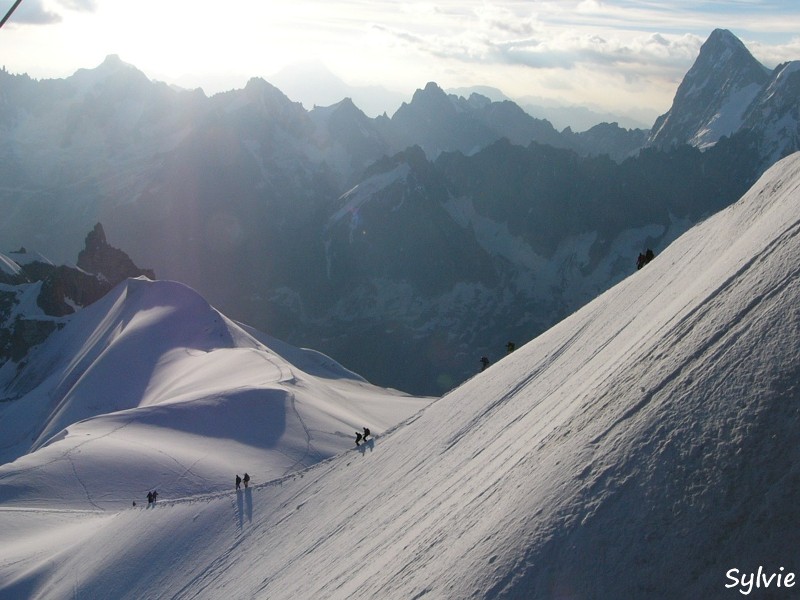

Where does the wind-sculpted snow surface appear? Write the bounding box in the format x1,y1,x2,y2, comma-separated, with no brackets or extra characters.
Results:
2,154,800,598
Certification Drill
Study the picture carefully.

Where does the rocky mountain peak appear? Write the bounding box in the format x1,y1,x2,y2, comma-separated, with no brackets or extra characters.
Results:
648,29,772,150
83,222,108,251
703,28,750,58
688,28,768,92
328,97,366,120
402,82,453,115
69,54,151,91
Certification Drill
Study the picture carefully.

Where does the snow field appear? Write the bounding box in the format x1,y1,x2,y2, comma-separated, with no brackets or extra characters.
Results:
2,154,800,598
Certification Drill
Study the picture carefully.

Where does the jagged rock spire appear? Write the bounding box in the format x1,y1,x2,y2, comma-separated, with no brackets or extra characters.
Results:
77,222,155,285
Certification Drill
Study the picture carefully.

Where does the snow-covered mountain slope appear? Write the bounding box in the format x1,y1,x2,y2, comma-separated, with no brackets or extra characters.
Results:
2,145,799,598
0,254,22,276
0,277,431,511
742,60,800,166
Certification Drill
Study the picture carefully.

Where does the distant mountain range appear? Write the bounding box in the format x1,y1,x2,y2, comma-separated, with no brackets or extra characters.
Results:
270,62,650,130
447,85,652,131
268,60,409,119
0,29,798,395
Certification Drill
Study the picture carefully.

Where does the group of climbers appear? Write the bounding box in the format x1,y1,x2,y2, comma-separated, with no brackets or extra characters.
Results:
235,472,251,490
355,426,371,446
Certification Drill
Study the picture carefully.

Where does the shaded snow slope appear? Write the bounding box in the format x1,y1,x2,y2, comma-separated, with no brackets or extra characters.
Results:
0,253,22,276
0,278,430,510
3,153,800,598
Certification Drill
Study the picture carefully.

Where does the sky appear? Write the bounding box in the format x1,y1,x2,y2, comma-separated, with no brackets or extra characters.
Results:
1,1,800,122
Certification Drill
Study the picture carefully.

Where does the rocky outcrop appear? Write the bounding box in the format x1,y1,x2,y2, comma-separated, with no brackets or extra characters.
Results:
28,222,155,316
77,223,155,285
37,265,116,317
0,317,60,363
1,225,154,365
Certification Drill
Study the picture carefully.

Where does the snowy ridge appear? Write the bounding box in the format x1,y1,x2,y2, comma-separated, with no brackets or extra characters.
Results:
0,253,22,276
0,277,430,512
327,163,411,231
2,154,800,597
3,250,54,268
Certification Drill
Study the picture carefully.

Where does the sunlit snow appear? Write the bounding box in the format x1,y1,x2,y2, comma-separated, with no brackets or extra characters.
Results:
2,153,800,598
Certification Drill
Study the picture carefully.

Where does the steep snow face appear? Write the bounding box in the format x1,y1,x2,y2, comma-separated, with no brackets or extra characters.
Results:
327,163,411,231
0,277,431,509
2,152,799,598
0,253,21,276
688,81,762,149
743,60,800,165
3,250,54,268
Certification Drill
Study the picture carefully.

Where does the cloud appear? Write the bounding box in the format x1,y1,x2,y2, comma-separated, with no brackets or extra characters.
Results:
4,0,98,26
748,35,800,68
57,0,99,11
576,0,606,12
361,1,707,79
9,0,61,25
378,16,701,75
487,38,576,70
473,3,538,37
371,23,425,47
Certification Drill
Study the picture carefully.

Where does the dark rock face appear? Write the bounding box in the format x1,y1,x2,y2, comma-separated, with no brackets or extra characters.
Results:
77,223,156,285
37,265,116,317
0,317,60,362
